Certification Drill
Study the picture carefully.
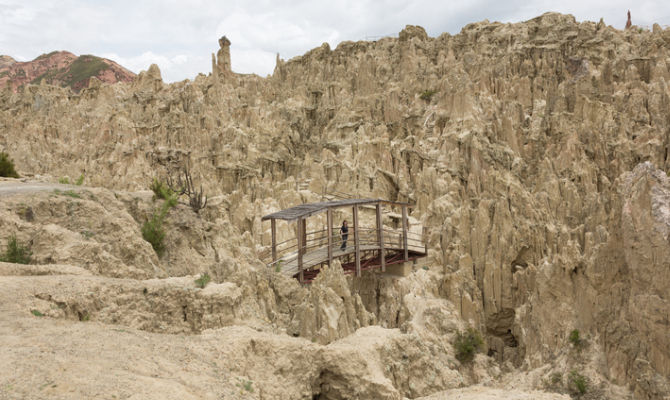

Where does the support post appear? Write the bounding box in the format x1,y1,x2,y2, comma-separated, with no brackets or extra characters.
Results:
423,227,428,255
302,218,307,255
376,203,385,272
297,218,304,283
327,208,333,267
271,218,277,262
402,205,408,262
353,205,360,277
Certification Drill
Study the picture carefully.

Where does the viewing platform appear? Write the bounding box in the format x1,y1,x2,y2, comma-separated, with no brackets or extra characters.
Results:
261,199,427,283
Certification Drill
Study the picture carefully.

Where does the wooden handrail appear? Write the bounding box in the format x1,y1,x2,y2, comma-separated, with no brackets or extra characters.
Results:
262,225,427,265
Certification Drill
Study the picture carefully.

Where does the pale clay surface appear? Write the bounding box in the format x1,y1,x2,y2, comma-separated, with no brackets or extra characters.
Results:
1,12,670,400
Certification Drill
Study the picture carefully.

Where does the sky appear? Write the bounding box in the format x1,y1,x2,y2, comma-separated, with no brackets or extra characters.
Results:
1,0,669,82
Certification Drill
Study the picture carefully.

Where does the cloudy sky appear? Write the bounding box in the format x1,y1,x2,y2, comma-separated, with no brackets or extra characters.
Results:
1,0,669,82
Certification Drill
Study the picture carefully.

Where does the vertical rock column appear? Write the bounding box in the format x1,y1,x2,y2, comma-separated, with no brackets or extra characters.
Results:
212,36,233,80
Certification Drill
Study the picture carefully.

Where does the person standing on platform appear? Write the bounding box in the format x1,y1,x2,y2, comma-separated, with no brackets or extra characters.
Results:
340,220,349,251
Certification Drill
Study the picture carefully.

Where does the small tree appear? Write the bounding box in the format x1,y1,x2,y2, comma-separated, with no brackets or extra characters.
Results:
0,152,19,178
453,327,484,363
0,235,32,264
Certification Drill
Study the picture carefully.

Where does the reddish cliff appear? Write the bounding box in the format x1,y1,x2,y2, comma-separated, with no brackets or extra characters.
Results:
0,51,135,92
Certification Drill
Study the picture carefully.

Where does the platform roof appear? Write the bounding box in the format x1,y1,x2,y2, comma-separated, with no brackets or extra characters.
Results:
262,198,411,221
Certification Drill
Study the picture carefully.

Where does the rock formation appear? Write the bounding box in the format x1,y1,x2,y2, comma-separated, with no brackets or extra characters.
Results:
0,51,135,93
0,55,15,69
0,11,669,399
212,35,233,78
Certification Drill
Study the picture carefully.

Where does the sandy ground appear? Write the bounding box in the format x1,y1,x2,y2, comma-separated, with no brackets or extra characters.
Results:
0,181,75,197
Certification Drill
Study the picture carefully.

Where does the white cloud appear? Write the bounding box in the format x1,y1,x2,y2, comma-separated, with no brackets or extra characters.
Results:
101,52,209,82
1,0,669,82
231,48,277,77
172,55,189,65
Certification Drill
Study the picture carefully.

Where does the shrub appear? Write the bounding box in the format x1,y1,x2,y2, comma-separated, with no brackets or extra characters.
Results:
166,167,207,213
142,211,167,256
420,89,438,101
237,379,253,393
150,178,175,202
75,174,84,186
31,309,44,317
165,194,178,208
275,260,283,273
53,189,81,199
0,235,32,264
0,152,19,178
569,370,588,396
569,329,581,347
195,272,211,288
141,183,177,256
58,177,70,184
453,327,484,363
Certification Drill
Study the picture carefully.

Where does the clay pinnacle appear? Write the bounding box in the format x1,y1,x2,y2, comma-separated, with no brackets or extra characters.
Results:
213,35,232,78
625,10,632,29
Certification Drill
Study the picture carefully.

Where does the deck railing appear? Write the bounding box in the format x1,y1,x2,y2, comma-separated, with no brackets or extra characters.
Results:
260,227,425,269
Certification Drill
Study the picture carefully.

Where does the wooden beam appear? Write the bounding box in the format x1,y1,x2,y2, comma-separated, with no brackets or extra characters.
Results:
301,218,307,256
297,218,304,283
353,205,360,277
327,208,333,267
271,218,277,262
423,226,428,255
376,204,385,272
402,205,408,262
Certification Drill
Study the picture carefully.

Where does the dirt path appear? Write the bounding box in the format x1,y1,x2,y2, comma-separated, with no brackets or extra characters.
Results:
0,181,79,197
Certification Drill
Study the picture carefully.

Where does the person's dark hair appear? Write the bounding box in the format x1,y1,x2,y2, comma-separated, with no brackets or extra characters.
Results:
342,220,347,225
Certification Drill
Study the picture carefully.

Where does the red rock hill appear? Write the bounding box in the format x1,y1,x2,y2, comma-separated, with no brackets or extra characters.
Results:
0,51,136,93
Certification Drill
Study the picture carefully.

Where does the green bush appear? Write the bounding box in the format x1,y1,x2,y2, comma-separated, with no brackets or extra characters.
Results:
150,178,176,202
31,309,44,317
75,174,84,186
58,177,70,184
195,272,211,288
569,370,588,396
569,329,581,347
453,327,484,363
420,89,438,101
142,211,167,256
53,189,81,198
141,184,177,256
0,235,32,264
237,379,253,393
0,152,19,178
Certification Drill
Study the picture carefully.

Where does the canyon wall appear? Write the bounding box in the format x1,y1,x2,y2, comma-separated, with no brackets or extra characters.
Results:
1,12,669,398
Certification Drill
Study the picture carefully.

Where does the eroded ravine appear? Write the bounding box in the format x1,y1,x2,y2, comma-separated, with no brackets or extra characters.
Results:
1,11,670,399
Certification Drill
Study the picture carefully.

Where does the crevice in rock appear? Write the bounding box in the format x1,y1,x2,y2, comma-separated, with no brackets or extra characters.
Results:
486,308,521,364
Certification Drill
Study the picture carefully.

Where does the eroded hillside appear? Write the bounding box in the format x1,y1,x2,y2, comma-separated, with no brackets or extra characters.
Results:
0,51,136,93
1,12,669,400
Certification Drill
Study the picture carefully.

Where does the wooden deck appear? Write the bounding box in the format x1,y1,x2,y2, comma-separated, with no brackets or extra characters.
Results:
277,244,377,277
275,243,426,281
262,198,427,283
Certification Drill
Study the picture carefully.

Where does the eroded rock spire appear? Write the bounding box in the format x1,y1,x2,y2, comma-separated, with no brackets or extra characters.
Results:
212,35,232,79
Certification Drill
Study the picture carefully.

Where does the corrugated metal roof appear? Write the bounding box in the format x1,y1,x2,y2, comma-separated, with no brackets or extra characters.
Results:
262,198,409,221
